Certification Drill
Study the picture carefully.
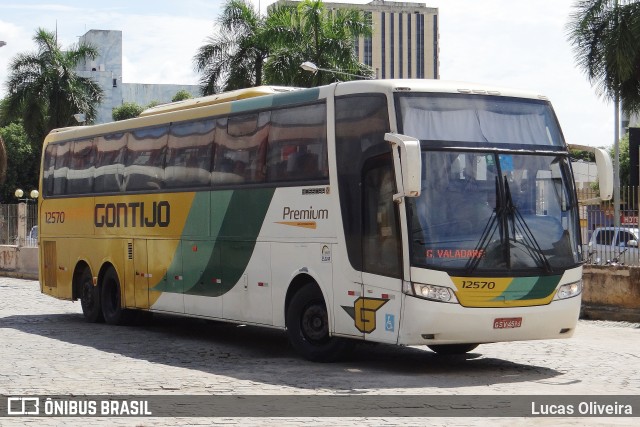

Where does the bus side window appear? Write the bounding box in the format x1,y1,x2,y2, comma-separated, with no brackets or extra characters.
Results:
362,157,402,278
94,133,127,193
125,126,168,191
66,138,95,194
212,112,269,185
52,141,71,196
42,144,57,196
267,102,328,182
166,120,215,188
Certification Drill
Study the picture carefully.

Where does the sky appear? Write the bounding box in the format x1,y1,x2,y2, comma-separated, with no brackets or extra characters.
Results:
0,0,615,148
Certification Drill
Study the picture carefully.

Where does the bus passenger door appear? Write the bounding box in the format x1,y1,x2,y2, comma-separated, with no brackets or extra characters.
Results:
360,156,403,344
123,239,149,309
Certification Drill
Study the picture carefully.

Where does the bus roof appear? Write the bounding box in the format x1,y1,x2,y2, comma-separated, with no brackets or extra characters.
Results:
139,86,300,117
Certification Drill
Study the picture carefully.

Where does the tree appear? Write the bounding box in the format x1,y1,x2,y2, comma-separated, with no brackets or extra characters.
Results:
1,28,104,146
567,1,640,113
112,102,145,121
567,1,640,223
0,123,38,203
172,90,193,102
264,0,373,87
194,0,270,94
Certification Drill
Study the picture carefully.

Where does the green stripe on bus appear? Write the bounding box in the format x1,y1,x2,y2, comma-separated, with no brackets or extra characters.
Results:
184,188,276,297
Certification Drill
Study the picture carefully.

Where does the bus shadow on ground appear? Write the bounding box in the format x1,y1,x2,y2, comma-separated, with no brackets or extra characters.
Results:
0,312,564,390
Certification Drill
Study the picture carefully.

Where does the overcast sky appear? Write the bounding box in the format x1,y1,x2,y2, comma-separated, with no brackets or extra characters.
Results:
0,0,615,147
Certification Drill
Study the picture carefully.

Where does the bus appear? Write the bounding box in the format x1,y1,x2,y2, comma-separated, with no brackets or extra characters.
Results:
38,80,613,361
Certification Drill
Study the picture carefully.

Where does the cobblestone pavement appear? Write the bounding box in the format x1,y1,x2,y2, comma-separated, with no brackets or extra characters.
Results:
0,277,638,426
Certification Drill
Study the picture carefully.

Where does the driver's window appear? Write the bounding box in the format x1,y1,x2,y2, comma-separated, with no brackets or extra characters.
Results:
362,156,402,278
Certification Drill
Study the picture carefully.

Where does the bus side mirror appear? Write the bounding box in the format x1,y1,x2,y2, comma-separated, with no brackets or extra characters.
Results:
627,239,638,248
567,143,613,202
384,133,422,202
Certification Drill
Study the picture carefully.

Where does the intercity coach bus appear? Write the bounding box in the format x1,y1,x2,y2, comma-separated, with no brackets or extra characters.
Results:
38,80,613,361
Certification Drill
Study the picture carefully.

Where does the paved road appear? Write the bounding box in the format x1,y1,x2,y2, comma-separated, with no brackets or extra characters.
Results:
0,277,638,426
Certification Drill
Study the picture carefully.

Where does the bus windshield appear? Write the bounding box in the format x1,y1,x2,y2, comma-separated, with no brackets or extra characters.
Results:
408,150,581,274
396,93,580,274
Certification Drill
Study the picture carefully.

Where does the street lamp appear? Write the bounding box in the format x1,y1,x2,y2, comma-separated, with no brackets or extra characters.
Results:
0,41,6,48
300,61,370,80
15,189,39,202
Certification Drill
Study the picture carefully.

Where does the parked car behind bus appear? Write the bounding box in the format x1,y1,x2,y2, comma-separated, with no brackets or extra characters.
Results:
588,226,639,265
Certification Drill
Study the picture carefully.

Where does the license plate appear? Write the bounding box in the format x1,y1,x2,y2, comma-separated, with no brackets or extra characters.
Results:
493,317,522,329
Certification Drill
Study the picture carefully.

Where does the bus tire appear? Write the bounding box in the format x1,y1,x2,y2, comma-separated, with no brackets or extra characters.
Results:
428,344,479,355
79,267,103,323
286,284,353,362
101,267,130,325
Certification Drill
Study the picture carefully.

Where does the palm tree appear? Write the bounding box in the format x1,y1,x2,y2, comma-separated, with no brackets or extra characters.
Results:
2,28,103,145
567,0,640,227
265,0,373,87
568,0,640,112
194,0,270,94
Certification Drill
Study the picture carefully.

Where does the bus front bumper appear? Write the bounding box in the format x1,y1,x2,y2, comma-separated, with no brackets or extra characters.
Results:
398,294,581,346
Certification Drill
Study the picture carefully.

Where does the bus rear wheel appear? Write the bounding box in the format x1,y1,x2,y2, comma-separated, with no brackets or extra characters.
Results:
101,267,130,325
286,284,352,362
428,344,479,355
79,268,103,323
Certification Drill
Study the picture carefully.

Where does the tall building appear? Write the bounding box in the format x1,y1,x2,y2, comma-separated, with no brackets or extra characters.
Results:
271,0,439,79
75,30,200,124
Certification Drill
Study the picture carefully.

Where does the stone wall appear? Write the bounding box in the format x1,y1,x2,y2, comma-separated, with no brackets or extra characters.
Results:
0,245,38,280
581,265,640,322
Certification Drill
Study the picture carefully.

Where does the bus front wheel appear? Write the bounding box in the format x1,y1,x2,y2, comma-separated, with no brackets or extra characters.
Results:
79,268,103,323
101,267,129,325
286,284,352,362
428,344,479,355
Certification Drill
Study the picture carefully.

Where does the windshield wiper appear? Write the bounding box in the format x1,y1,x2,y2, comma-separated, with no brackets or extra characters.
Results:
466,175,553,274
465,176,503,273
503,177,552,273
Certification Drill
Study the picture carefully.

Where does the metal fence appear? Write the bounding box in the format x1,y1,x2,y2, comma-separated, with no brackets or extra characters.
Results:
579,185,640,265
0,203,38,247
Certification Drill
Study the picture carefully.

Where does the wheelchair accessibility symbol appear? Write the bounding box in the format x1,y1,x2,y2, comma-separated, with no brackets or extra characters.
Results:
385,314,395,332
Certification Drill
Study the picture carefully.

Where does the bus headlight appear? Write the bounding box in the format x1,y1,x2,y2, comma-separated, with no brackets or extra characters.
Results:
554,280,582,300
405,282,459,303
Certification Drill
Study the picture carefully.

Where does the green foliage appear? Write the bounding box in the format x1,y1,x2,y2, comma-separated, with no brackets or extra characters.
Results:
112,102,145,121
567,1,640,114
569,149,596,162
172,90,193,102
194,0,372,93
2,28,103,145
0,122,38,203
194,0,269,94
610,132,630,186
264,0,373,87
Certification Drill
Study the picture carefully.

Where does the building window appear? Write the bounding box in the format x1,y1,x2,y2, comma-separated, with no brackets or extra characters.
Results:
381,12,386,79
390,12,395,79
407,14,412,78
417,13,424,78
433,14,439,79
399,14,403,78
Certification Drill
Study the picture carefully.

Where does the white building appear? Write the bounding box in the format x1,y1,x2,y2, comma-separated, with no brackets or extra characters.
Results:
76,30,200,124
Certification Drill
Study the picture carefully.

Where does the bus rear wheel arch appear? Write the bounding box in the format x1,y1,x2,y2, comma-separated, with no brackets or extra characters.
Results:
285,282,353,362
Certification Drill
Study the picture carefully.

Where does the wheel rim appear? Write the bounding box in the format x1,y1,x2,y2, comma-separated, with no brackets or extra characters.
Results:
301,302,328,343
